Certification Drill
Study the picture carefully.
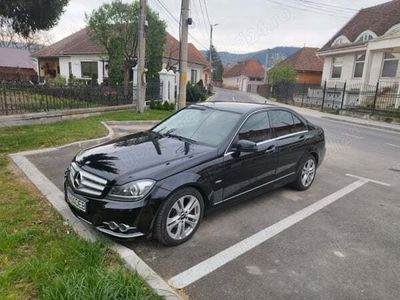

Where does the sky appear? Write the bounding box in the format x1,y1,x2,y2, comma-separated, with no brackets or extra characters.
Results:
48,0,388,53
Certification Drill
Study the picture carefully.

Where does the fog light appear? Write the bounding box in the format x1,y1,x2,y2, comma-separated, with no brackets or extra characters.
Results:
119,223,130,233
108,221,118,231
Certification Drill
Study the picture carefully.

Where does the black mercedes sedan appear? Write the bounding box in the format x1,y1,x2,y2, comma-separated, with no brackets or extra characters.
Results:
64,102,325,246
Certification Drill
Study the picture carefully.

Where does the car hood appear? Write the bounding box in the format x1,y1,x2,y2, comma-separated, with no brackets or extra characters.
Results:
74,131,216,184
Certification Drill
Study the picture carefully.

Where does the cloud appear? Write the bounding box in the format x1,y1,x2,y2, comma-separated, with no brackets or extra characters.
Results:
48,0,387,53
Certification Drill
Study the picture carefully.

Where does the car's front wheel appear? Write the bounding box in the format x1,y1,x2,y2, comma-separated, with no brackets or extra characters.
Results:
154,187,204,246
292,155,317,191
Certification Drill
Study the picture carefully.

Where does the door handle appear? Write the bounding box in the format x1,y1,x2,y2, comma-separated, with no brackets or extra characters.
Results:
298,135,305,141
265,145,276,153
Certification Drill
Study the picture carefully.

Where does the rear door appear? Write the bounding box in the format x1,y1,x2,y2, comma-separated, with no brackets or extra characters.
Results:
219,111,278,203
268,110,309,178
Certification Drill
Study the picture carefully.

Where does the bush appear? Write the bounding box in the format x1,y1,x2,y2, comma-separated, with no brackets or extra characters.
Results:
68,75,86,86
149,100,175,111
187,82,206,102
47,75,66,86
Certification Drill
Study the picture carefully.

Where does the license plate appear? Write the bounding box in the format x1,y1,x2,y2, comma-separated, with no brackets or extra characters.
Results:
67,191,87,213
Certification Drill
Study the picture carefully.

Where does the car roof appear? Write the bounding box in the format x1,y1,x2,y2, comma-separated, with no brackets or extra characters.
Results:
191,101,276,114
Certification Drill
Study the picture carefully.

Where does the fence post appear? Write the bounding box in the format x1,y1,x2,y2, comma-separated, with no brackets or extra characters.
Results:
340,81,347,110
372,81,379,115
301,82,306,107
321,81,327,112
3,85,8,115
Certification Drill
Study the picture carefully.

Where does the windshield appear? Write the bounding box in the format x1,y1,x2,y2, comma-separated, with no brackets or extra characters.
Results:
152,107,242,147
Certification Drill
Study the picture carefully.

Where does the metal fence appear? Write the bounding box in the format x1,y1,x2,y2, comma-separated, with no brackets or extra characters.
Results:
0,81,163,115
271,81,400,117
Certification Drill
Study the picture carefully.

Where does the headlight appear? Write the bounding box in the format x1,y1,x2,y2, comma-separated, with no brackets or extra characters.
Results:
108,179,155,201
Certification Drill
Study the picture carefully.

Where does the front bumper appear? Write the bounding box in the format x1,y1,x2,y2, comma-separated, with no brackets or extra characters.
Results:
64,181,152,239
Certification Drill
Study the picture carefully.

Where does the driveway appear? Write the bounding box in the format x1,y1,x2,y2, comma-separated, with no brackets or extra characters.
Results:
24,91,400,300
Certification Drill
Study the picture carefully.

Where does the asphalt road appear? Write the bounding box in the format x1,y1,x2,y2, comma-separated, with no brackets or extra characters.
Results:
27,90,400,300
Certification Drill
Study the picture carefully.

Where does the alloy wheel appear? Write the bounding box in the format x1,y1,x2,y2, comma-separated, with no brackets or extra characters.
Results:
166,195,201,240
301,159,316,187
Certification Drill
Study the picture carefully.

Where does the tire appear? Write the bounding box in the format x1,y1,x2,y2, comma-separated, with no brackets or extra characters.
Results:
291,155,317,191
154,187,204,246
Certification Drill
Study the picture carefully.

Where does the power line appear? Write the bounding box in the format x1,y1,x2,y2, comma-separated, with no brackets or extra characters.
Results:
202,0,211,25
289,0,355,16
295,0,358,13
266,0,353,18
153,0,209,49
191,0,209,43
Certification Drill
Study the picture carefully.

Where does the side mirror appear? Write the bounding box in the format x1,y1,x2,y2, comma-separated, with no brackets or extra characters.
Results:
235,139,258,153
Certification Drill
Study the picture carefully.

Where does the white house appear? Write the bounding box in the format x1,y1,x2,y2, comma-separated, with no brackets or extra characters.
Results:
32,28,210,88
318,0,400,109
222,59,265,93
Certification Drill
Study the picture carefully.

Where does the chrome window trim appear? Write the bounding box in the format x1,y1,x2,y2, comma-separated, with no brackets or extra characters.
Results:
215,172,296,205
224,108,309,156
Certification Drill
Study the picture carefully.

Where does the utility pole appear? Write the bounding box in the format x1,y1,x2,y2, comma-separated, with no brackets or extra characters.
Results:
136,0,147,113
209,23,218,83
178,0,189,110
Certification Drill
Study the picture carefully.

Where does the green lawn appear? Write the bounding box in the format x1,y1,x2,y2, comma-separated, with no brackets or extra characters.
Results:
0,109,172,299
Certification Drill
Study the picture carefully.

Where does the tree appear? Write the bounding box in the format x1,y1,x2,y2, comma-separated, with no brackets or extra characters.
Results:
205,45,223,82
87,0,166,96
0,0,69,38
267,65,297,86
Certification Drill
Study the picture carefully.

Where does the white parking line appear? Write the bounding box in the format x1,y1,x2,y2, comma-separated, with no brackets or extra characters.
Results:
168,176,390,289
385,143,400,149
346,173,391,186
343,133,364,140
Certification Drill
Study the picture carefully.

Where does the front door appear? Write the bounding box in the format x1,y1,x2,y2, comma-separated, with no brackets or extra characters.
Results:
218,111,278,203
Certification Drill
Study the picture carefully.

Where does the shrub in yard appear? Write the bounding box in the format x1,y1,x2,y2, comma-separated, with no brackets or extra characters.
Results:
163,101,171,111
47,75,67,86
150,100,156,109
187,82,206,102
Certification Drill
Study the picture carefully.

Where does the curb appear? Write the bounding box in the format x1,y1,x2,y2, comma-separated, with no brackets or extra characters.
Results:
322,116,400,134
9,122,182,300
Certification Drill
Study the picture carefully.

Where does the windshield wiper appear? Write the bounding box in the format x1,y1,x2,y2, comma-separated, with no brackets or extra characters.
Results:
164,132,198,144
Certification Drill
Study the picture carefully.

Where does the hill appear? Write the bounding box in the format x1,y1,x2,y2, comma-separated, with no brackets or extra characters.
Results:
201,47,300,68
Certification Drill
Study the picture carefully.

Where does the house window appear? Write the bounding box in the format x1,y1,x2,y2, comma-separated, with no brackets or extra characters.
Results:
381,52,400,78
81,61,98,79
353,54,365,78
356,33,374,43
68,62,72,77
331,57,343,79
191,69,198,84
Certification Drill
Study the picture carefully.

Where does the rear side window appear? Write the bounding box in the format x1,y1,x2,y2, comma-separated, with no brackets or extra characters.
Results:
238,111,272,143
269,110,295,137
293,115,307,132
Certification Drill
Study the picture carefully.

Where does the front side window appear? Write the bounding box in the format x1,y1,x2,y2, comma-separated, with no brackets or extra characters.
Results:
269,110,296,137
238,111,272,143
81,61,98,79
382,53,400,78
152,108,241,147
331,57,343,79
354,54,365,78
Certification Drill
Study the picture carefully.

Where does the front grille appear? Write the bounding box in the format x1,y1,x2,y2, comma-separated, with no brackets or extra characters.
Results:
69,162,107,197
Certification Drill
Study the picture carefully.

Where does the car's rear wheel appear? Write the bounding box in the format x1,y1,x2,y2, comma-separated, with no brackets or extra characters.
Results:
154,187,204,246
292,155,317,191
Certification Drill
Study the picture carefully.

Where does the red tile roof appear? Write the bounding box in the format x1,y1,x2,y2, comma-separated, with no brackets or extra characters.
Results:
163,33,209,66
320,0,400,51
278,47,323,73
32,28,103,57
223,59,265,78
33,29,209,67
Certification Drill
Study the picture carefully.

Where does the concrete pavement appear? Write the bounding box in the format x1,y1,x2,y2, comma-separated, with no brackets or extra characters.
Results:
15,95,400,300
